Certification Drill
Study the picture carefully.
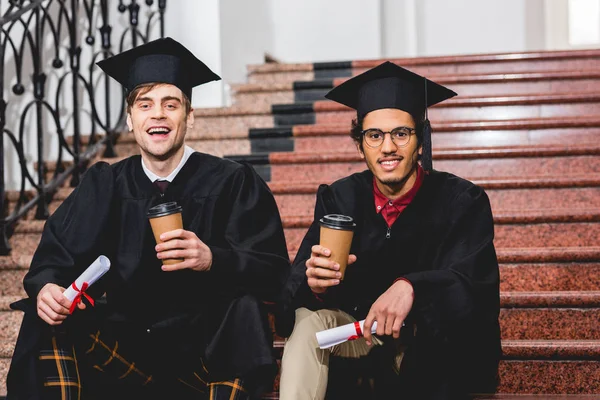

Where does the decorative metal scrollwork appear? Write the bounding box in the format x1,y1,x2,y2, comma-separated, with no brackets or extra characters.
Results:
0,0,167,254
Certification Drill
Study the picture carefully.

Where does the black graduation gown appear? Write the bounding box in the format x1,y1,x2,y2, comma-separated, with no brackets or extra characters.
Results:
8,152,290,398
277,169,501,399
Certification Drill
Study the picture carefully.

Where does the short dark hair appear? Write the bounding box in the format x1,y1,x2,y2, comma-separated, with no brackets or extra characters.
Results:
126,82,192,114
350,111,426,152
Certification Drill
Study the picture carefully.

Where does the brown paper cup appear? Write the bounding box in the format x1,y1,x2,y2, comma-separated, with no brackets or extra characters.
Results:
148,202,183,265
319,214,356,279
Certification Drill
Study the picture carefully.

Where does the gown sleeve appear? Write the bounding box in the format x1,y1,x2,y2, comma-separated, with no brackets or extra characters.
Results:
402,185,500,339
207,163,290,302
23,162,115,300
275,184,341,337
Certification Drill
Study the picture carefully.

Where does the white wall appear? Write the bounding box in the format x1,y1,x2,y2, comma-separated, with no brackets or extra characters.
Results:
214,0,552,81
381,0,419,58
415,0,530,56
219,0,274,85
164,0,223,108
267,0,382,63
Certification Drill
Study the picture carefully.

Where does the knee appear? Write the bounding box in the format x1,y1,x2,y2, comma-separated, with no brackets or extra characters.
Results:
287,308,329,343
231,294,263,313
225,295,269,332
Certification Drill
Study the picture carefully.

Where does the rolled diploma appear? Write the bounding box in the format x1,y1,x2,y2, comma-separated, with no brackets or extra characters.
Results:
63,255,111,302
316,320,378,349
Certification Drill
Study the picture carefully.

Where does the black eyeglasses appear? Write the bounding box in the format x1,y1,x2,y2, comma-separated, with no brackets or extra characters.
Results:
361,126,416,148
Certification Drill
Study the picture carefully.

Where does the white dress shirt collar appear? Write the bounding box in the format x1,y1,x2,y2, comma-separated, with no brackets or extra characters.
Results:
141,145,195,183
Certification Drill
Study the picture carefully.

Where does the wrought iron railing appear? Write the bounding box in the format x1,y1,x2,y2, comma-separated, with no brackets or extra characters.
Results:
0,0,167,254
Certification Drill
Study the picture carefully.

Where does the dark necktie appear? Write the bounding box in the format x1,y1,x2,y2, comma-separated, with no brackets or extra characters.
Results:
153,179,169,194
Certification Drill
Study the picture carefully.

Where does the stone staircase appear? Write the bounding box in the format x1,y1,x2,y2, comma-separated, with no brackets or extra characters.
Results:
2,48,600,397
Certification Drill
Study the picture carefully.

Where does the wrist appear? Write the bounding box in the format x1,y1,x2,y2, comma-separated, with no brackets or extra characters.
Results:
310,286,327,295
393,278,414,299
198,243,213,271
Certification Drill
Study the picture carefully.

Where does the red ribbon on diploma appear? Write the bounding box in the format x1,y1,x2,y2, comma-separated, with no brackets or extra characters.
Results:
69,281,94,314
348,321,363,341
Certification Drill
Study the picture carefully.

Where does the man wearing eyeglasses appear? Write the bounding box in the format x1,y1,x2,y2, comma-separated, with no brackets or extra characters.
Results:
277,62,501,399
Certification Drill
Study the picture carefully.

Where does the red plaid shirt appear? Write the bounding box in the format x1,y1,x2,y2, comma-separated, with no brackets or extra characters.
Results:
373,165,424,227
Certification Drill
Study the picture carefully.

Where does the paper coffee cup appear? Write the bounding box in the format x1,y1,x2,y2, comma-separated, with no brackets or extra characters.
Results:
319,214,356,279
147,202,183,265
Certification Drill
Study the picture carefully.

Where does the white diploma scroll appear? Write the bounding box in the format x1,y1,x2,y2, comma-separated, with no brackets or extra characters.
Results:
63,255,111,302
316,320,378,349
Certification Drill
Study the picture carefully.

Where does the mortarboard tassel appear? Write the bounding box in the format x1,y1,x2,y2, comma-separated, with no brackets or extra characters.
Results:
422,119,432,171
421,78,433,171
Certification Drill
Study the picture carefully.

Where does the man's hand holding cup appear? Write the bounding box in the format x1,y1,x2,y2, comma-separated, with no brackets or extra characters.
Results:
306,245,357,294
306,214,357,294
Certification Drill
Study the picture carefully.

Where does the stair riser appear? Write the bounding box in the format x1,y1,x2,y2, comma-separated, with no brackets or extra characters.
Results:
233,92,295,108
233,80,600,107
194,115,274,136
501,263,600,292
0,307,598,350
74,124,600,160
2,263,598,297
308,103,600,127
0,359,598,396
498,360,600,393
293,128,600,153
165,127,591,157
269,155,600,183
112,138,252,158
283,222,600,252
248,71,315,85
0,312,23,344
0,271,26,297
500,308,600,340
10,186,600,224
448,79,600,97
248,59,600,84
3,234,41,257
274,187,600,216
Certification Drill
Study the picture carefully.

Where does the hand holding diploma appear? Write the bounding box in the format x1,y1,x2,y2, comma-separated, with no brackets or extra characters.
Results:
63,255,111,312
316,320,379,349
36,256,110,326
316,318,407,349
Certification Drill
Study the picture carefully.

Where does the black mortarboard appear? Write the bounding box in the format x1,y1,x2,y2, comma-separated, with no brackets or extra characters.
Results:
96,37,220,101
325,61,457,170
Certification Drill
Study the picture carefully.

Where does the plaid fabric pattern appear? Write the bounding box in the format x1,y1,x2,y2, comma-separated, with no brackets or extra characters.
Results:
38,335,82,400
39,330,250,399
208,378,248,400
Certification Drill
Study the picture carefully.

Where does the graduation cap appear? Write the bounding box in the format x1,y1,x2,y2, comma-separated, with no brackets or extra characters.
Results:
325,61,457,171
97,37,220,101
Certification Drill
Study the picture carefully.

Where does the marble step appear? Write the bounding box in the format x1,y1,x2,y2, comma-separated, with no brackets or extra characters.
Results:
283,224,600,254
1,339,599,395
2,260,599,296
228,144,600,182
233,70,600,106
269,93,600,127
9,173,600,222
71,115,600,143
1,292,599,345
7,207,600,254
274,185,600,216
138,92,600,134
246,48,600,84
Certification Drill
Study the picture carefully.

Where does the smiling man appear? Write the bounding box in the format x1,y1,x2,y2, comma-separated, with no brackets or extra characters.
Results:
277,62,501,399
7,38,289,400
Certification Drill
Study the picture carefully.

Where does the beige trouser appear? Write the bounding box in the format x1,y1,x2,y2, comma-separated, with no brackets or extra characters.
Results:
279,307,396,400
